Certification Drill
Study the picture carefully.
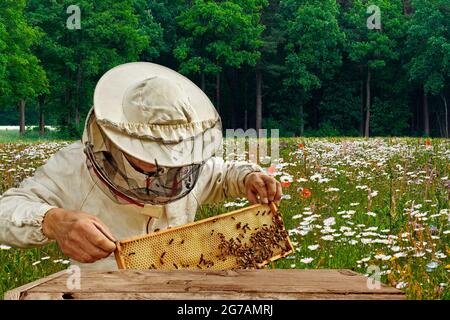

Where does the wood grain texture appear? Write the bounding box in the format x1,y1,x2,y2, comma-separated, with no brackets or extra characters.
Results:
4,269,405,300
4,270,68,300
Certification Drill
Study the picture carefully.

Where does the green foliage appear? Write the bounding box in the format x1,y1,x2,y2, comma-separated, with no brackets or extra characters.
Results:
319,76,362,136
283,0,345,92
147,0,188,56
134,0,165,60
25,0,162,132
406,0,450,95
371,98,411,136
342,0,404,70
303,121,341,137
0,0,48,101
281,0,345,135
1,0,450,138
54,122,85,140
262,117,296,137
174,0,266,76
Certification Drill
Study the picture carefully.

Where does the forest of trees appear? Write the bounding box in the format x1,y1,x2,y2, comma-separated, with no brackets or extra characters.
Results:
0,0,449,138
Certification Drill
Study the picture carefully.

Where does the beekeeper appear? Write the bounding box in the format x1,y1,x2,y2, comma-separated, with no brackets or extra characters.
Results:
0,62,282,270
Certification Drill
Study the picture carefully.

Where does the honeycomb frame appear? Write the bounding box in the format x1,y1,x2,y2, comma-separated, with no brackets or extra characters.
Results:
114,203,294,270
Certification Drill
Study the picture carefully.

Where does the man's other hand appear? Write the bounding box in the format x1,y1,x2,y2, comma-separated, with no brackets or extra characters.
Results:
244,172,282,205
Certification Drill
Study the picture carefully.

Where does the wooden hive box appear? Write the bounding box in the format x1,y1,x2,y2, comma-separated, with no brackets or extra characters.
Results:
5,269,405,300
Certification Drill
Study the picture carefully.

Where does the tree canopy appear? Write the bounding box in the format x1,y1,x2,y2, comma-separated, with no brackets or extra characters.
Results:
0,0,449,138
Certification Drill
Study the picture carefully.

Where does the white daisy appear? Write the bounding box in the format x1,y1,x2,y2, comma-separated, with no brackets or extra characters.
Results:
300,258,314,264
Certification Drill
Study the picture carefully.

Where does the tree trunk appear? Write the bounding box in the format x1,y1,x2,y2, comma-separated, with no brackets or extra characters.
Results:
65,84,71,124
436,111,444,138
201,73,206,92
416,89,420,134
423,88,430,137
365,69,371,138
244,77,248,131
75,65,82,126
39,96,45,136
300,104,304,136
64,66,72,124
75,107,80,126
19,99,26,136
403,0,412,15
216,73,221,113
312,93,320,130
441,93,448,138
360,76,365,136
256,70,263,133
244,110,248,131
230,69,239,129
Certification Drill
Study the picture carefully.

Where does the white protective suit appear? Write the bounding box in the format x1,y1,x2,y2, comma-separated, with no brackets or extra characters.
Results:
0,62,264,270
0,141,262,270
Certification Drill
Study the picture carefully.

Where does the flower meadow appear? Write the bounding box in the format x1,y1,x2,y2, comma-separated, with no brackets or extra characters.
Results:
1,138,449,299
0,142,70,299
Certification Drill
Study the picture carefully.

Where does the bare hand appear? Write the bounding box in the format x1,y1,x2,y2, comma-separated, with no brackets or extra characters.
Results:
244,172,282,205
43,208,116,264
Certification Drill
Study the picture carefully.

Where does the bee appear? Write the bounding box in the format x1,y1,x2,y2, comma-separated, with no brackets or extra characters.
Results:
160,258,164,265
161,252,166,259
180,240,185,245
169,238,174,245
173,263,178,269
128,252,136,257
231,217,236,220
236,222,241,229
212,218,218,223
150,263,156,269
210,230,215,236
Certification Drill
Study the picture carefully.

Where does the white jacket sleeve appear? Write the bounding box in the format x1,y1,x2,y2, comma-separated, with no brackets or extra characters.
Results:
195,157,263,205
0,142,89,248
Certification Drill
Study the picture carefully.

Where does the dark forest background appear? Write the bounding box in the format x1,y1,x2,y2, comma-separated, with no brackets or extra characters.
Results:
0,0,449,138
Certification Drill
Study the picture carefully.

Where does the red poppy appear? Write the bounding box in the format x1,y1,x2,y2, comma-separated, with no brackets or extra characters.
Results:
301,188,312,199
281,181,292,188
298,143,304,149
425,138,431,146
268,165,277,175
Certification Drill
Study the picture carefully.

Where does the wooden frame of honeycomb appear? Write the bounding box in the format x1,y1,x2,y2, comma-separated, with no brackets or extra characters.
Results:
114,202,294,270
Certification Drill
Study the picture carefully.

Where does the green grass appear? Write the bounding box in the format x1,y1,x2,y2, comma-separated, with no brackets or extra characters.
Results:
0,137,449,299
0,129,69,143
0,245,67,299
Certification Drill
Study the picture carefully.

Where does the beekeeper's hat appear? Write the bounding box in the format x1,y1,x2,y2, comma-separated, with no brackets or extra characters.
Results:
91,62,222,167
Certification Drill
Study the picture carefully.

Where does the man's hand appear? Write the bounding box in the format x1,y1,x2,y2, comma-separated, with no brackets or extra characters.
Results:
43,208,116,264
244,172,282,205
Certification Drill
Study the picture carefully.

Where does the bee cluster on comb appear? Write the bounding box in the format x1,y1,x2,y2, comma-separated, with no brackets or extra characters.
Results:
216,213,292,269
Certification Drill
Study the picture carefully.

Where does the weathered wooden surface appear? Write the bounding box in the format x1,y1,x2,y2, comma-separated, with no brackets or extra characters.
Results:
5,269,405,300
